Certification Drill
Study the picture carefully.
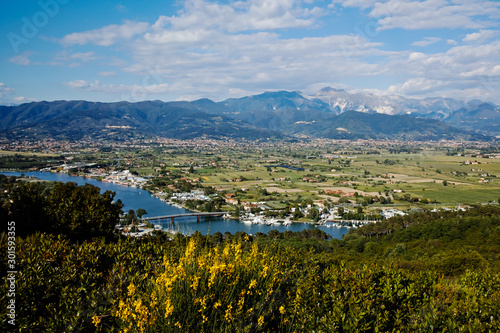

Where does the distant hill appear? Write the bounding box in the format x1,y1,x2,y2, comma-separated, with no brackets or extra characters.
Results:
443,103,500,137
193,88,498,137
311,87,468,117
0,90,496,141
0,100,281,141
287,111,486,141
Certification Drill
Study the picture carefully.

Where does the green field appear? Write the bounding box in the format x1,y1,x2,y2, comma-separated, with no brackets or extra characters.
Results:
4,141,500,207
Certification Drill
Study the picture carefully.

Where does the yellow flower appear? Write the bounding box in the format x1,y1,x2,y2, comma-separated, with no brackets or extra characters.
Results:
238,296,245,310
279,305,286,314
249,279,257,289
164,298,174,318
223,244,230,257
225,304,233,322
92,315,101,327
127,283,136,296
184,238,197,258
258,315,265,326
200,295,207,310
190,275,200,291
260,265,269,278
214,300,222,309
175,321,182,329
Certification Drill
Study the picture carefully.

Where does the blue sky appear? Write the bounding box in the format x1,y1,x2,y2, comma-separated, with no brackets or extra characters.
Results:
1,0,500,105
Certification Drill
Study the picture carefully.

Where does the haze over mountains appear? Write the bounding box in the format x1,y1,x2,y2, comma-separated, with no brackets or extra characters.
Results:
1,87,498,141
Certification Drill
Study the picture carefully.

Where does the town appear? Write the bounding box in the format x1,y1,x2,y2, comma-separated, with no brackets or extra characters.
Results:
3,138,499,238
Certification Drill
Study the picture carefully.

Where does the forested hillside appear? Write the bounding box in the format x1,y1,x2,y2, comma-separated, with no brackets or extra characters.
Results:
1,177,499,331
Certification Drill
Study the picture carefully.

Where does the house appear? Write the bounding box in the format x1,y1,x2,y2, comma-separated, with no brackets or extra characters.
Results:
225,198,238,205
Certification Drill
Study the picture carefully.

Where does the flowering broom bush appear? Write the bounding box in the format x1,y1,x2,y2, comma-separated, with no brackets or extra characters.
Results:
112,237,299,332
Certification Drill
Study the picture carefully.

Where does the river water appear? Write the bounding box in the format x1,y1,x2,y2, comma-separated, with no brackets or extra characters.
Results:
1,171,349,239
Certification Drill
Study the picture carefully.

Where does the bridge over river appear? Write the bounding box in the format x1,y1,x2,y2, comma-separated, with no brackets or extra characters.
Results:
144,212,226,222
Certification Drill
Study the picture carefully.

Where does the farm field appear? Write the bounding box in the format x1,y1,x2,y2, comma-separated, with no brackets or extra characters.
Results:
119,141,500,208
3,140,500,208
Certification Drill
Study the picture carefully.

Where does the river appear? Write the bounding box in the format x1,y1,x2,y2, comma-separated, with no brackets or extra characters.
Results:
0,171,349,239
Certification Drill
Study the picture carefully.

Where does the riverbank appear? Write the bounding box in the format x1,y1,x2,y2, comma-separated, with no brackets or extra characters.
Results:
1,171,350,238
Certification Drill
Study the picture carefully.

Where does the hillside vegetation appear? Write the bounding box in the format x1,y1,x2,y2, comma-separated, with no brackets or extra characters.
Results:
1,177,500,332
0,99,491,141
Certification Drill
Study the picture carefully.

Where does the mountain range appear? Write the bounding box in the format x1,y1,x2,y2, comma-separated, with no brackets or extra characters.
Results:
1,87,498,141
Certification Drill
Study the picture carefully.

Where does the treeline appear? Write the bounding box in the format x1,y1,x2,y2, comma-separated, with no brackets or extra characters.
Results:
1,177,500,331
337,205,500,275
0,175,122,240
0,154,65,169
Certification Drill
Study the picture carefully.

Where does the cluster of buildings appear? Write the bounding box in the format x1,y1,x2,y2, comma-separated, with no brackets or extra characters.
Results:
100,170,148,187
170,189,210,202
41,163,149,187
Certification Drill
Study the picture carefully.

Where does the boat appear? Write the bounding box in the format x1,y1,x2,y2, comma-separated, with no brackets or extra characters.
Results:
253,216,265,224
267,218,280,226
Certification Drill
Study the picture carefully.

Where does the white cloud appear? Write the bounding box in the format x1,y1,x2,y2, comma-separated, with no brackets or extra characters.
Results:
98,71,117,77
116,4,128,12
64,26,388,102
55,51,98,63
333,0,500,31
331,0,377,9
123,27,388,100
0,83,18,105
65,80,93,89
411,37,441,47
152,0,321,33
385,40,500,102
64,79,171,101
9,51,98,67
9,51,36,65
389,77,448,95
61,20,150,46
51,0,500,104
0,83,14,95
463,29,497,43
13,96,27,102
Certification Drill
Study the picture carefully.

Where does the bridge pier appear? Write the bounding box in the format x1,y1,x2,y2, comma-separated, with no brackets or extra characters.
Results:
197,215,200,222
171,217,175,223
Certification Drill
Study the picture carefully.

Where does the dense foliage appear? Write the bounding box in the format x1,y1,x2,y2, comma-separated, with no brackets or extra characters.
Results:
1,178,500,331
0,175,122,240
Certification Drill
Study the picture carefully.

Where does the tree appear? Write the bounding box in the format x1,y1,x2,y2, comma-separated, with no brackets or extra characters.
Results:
338,207,345,216
47,182,123,240
210,231,224,245
292,209,304,220
443,180,448,186
233,206,241,218
125,209,137,224
5,181,124,240
136,208,147,219
3,182,51,237
268,229,282,239
338,197,351,204
307,208,320,222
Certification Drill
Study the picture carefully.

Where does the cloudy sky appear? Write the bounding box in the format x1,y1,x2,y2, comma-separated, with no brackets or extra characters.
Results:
1,0,500,105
